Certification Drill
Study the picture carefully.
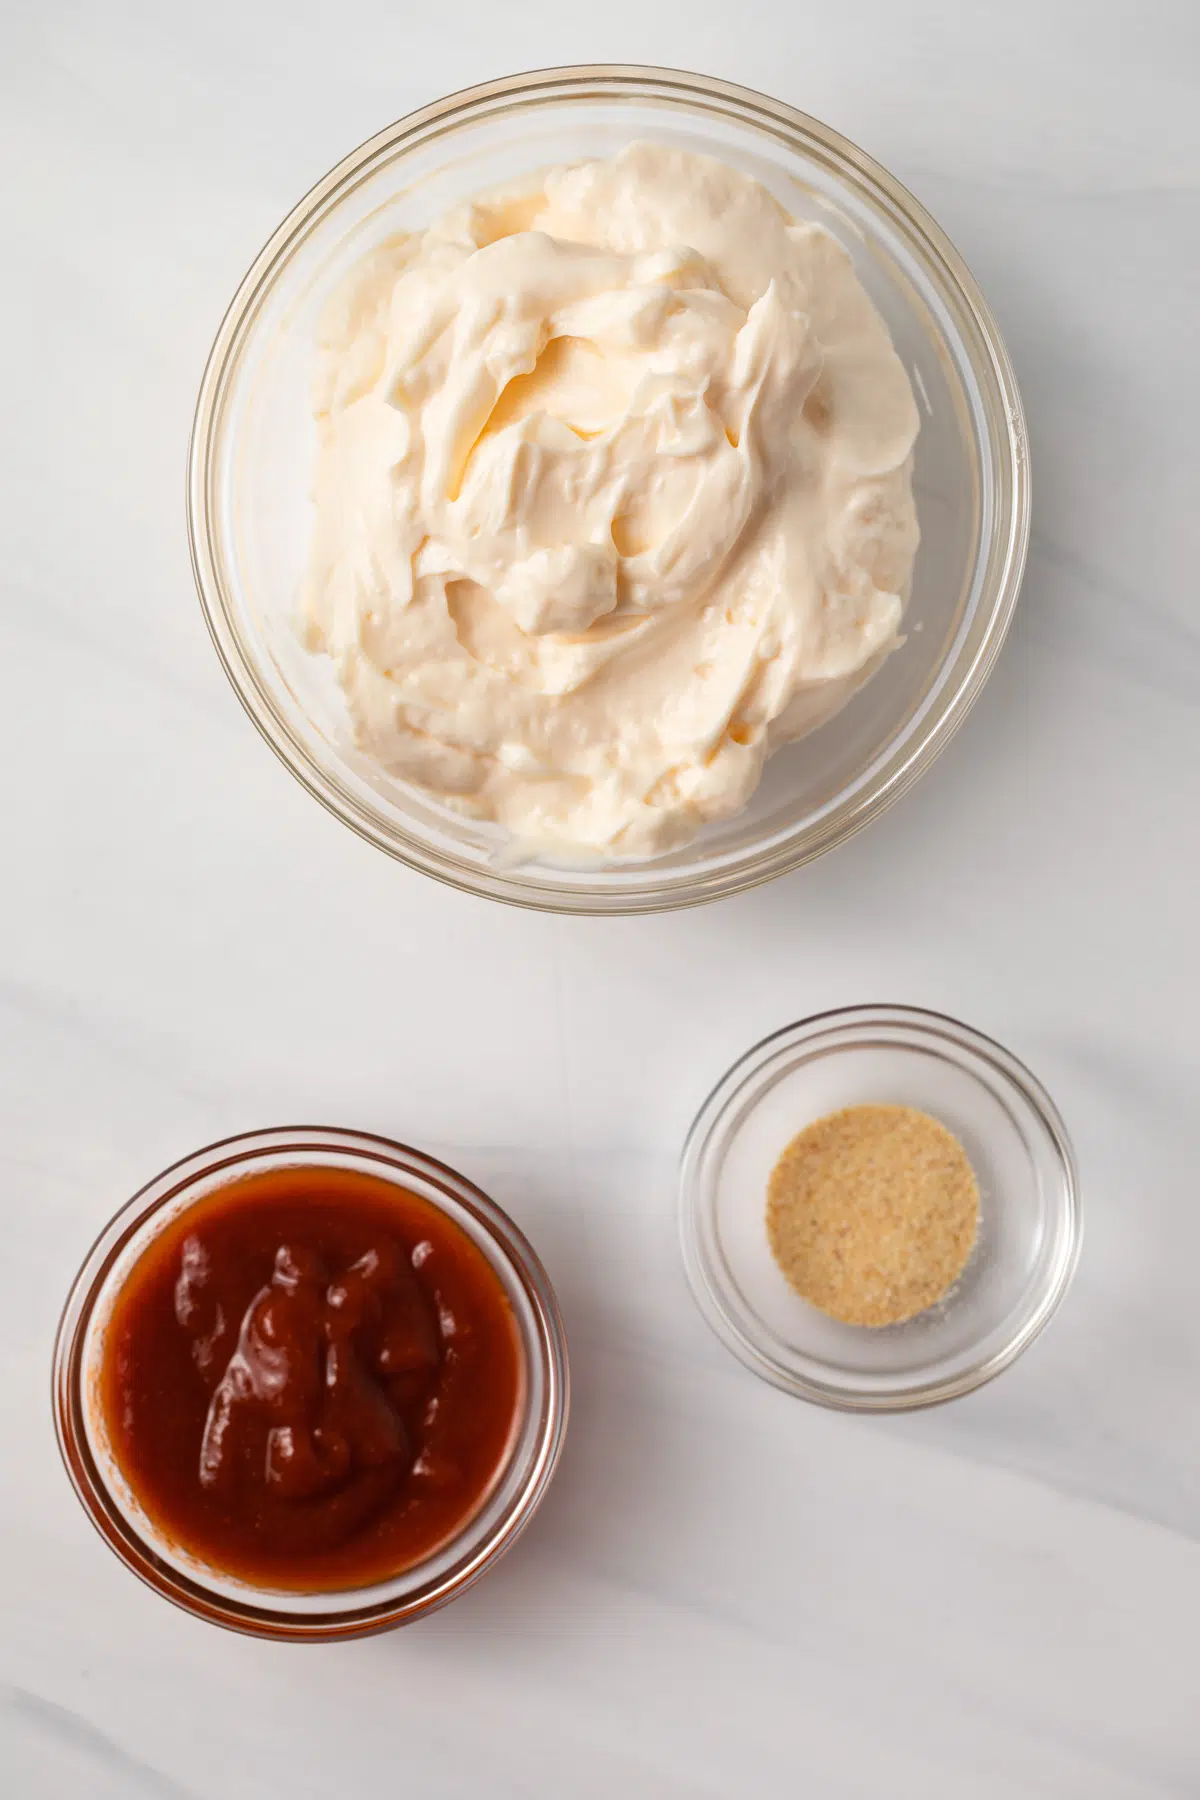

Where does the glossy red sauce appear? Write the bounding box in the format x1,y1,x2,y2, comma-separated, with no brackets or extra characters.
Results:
97,1165,522,1590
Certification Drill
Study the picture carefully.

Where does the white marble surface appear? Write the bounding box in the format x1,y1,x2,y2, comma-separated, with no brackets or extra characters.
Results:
3,3,1200,1793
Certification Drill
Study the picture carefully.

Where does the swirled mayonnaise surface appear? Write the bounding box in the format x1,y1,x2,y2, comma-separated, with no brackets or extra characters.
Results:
306,144,919,859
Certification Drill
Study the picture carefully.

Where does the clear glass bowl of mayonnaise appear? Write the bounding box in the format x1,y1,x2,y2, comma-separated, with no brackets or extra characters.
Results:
189,65,1028,913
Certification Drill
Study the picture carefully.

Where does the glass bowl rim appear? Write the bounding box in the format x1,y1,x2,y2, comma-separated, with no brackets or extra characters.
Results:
52,1126,570,1641
187,62,1031,913
678,1003,1081,1410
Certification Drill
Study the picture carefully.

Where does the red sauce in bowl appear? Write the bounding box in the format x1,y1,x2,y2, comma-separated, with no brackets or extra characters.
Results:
97,1165,522,1590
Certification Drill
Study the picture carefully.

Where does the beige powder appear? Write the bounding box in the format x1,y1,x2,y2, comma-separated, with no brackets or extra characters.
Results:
766,1104,979,1327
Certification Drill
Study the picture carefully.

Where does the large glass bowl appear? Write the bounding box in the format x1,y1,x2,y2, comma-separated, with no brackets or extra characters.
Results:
188,66,1029,913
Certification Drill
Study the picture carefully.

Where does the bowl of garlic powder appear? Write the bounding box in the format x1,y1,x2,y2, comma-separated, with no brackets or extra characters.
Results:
679,1006,1080,1409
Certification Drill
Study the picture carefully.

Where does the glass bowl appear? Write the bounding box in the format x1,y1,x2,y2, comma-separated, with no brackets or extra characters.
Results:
52,1128,569,1640
188,65,1029,913
679,1007,1080,1409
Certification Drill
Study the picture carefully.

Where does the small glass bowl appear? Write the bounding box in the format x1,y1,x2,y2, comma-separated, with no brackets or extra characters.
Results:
188,65,1029,913
52,1128,569,1640
679,1007,1080,1409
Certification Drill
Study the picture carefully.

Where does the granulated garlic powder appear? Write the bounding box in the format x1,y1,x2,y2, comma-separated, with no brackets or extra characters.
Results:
765,1104,979,1327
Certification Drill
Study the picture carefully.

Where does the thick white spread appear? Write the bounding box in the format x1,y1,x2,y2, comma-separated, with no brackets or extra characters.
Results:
306,143,920,859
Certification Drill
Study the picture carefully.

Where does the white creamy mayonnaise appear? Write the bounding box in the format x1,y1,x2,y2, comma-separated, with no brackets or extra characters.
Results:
306,143,920,858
